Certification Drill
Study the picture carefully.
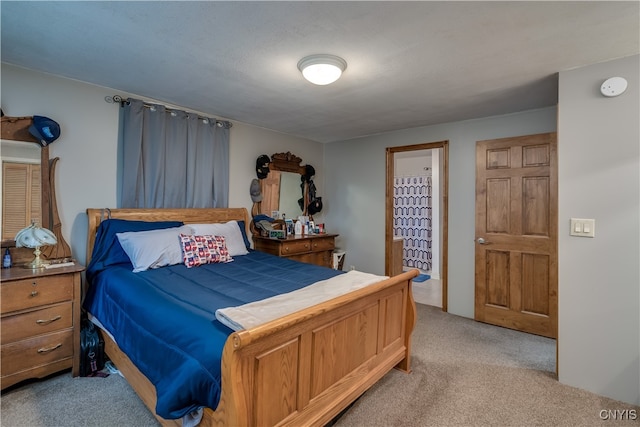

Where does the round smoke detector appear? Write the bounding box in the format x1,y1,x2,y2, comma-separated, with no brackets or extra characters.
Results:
600,77,628,97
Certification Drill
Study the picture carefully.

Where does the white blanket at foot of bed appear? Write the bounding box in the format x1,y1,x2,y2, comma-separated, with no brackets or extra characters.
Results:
215,270,389,331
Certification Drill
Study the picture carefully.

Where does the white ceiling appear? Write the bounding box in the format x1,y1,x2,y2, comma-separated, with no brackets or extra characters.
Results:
1,1,638,143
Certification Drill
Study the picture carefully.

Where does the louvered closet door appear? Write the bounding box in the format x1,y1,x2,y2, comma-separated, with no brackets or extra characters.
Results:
261,170,281,217
2,162,41,239
474,133,557,338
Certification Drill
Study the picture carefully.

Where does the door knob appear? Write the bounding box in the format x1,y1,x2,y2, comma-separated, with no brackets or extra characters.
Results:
476,237,488,245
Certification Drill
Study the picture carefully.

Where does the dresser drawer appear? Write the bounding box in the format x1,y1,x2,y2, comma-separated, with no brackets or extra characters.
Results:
1,329,73,376
1,302,73,343
311,238,335,251
288,253,314,265
253,233,338,268
307,251,333,268
1,275,73,314
281,240,311,255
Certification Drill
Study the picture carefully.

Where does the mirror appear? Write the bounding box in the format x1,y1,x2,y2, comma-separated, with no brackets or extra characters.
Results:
279,171,303,217
261,170,303,219
251,152,316,236
255,152,308,218
1,139,47,242
1,115,71,262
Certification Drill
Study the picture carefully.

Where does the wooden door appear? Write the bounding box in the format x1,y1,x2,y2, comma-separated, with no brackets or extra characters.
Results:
260,170,281,216
2,162,41,239
475,133,557,338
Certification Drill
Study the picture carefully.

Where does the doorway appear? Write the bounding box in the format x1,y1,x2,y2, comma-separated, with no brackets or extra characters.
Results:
385,141,449,311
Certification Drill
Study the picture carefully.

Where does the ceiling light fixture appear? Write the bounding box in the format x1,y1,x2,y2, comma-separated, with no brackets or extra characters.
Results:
297,54,347,86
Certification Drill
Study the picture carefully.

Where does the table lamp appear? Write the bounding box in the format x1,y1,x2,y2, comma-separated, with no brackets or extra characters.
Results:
15,222,58,269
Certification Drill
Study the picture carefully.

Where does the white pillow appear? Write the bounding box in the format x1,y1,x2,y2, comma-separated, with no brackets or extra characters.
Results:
116,225,193,272
188,221,249,257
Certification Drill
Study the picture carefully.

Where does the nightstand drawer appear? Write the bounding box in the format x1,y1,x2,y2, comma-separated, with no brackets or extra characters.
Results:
1,302,73,343
1,329,73,376
1,275,73,314
281,240,311,255
311,238,335,251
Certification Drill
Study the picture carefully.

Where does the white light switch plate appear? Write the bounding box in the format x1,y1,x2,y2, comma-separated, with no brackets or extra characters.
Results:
570,218,595,237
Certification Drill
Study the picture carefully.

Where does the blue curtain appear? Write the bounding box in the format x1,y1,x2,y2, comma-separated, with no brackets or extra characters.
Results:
393,175,432,272
120,99,230,208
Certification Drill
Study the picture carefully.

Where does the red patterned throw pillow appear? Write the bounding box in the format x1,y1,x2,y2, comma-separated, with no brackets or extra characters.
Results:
180,234,233,268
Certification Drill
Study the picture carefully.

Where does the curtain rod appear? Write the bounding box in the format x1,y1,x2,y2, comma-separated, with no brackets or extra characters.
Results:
104,94,232,128
395,173,432,178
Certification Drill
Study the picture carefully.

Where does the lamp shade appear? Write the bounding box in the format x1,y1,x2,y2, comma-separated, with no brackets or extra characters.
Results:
15,223,57,269
297,54,347,85
15,223,57,248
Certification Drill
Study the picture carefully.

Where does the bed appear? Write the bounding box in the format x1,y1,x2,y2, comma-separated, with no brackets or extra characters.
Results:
84,207,418,427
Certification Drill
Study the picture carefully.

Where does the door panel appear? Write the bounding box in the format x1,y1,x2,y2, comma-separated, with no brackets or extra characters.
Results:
475,133,557,338
522,177,550,235
486,179,510,233
485,250,509,307
522,253,549,315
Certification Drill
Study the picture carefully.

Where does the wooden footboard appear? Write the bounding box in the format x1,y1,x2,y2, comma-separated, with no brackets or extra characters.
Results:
102,270,416,427
208,270,417,427
86,208,418,426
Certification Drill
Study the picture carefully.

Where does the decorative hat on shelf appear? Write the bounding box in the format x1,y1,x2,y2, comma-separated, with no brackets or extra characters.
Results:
250,178,263,203
29,115,60,147
15,222,58,269
256,155,270,179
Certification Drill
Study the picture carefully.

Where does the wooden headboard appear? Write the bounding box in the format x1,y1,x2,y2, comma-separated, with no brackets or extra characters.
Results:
86,208,251,264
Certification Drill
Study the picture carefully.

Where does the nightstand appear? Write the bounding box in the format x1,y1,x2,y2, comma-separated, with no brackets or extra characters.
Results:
253,233,338,268
1,263,84,390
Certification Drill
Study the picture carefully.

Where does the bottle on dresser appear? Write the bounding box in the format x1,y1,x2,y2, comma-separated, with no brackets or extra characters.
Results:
3,248,11,268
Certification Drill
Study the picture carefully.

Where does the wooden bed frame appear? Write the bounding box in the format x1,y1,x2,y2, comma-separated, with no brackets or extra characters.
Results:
86,208,418,427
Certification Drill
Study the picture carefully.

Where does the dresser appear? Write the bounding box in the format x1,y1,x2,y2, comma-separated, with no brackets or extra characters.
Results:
253,233,338,268
1,263,84,389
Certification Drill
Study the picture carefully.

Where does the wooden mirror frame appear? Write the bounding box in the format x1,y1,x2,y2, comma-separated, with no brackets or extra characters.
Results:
1,116,71,262
269,151,307,175
250,152,311,236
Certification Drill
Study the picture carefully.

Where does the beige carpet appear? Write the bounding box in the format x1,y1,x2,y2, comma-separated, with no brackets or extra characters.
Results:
335,304,639,427
1,303,637,426
0,369,159,426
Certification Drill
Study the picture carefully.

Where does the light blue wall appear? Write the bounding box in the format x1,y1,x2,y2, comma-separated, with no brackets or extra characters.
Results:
323,107,557,318
557,55,639,405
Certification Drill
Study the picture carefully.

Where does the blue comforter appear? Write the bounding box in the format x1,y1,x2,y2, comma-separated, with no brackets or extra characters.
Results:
83,219,342,419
